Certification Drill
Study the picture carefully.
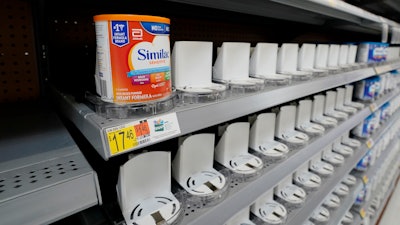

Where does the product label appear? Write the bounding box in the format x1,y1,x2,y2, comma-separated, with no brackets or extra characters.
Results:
111,21,129,47
97,19,171,103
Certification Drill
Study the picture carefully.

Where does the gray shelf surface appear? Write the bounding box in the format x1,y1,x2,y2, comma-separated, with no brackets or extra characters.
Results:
326,181,363,225
350,139,400,225
370,169,400,225
352,162,400,225
284,94,400,225
167,0,400,33
177,87,398,225
0,103,101,225
53,62,400,160
326,113,400,225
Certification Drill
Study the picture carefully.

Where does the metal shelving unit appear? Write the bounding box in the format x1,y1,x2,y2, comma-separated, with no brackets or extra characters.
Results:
279,94,400,225
327,181,363,225
0,103,101,225
176,89,398,225
167,0,400,34
352,157,400,225
52,62,400,160
349,133,400,225
326,113,400,225
370,169,400,225
3,0,400,224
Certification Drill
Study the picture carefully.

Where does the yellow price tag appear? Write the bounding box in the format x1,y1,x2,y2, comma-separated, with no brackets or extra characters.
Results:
107,126,138,155
363,175,369,184
366,138,374,148
360,208,366,218
369,103,377,112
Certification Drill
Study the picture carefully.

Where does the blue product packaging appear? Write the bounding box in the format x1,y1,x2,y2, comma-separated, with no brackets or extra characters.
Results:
355,77,376,101
357,42,389,63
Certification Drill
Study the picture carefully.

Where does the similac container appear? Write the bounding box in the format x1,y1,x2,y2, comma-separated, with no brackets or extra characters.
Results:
94,14,172,104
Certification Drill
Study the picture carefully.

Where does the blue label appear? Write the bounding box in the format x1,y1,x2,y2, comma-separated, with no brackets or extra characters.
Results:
127,66,170,77
111,21,129,47
141,22,170,35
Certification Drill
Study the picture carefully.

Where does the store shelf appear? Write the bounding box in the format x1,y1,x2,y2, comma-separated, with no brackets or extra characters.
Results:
0,103,101,225
370,170,400,225
351,140,400,225
326,181,363,225
375,61,400,74
283,95,400,225
52,64,395,160
176,89,397,225
167,0,400,34
285,142,369,225
352,159,400,225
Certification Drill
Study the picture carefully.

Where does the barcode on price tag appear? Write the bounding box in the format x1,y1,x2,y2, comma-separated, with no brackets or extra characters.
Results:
134,121,151,145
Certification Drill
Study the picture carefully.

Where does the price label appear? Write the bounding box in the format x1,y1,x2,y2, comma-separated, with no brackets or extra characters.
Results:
134,120,151,145
366,138,374,148
107,125,138,155
374,65,391,74
369,103,378,112
105,113,180,156
360,208,366,218
328,0,337,7
362,175,369,184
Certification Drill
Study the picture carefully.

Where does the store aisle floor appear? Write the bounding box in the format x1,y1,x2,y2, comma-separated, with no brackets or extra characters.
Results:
377,178,400,225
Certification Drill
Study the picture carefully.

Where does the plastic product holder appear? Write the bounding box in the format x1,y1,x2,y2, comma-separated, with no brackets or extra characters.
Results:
249,113,289,161
341,211,354,224
341,174,357,187
344,85,365,109
321,144,345,167
338,45,353,71
311,95,338,128
251,189,287,225
249,43,291,85
324,91,349,121
314,44,336,74
225,207,256,225
309,154,335,178
298,43,329,77
293,162,322,192
309,206,330,224
215,122,263,181
303,221,316,225
172,133,230,208
322,193,341,209
86,92,177,119
335,88,358,115
296,100,325,137
274,175,307,209
213,42,265,93
347,45,362,69
171,41,227,104
275,105,310,148
327,44,343,73
332,137,354,157
333,183,350,198
116,151,183,225
276,43,313,80
341,131,362,149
